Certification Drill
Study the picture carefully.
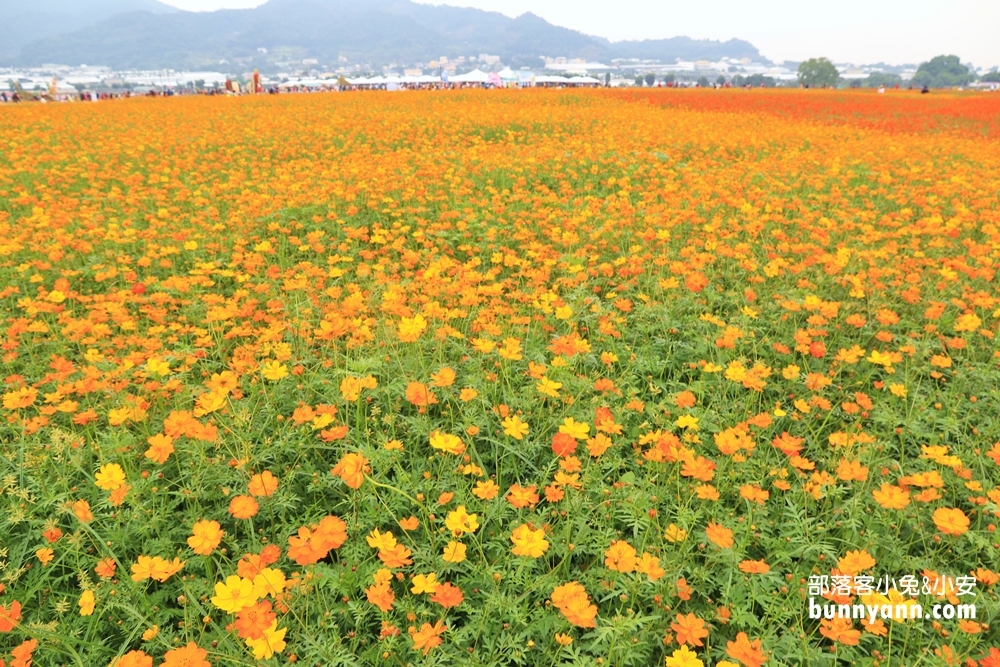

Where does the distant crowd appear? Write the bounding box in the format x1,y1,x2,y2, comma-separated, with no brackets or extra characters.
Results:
0,79,606,103
2,79,994,104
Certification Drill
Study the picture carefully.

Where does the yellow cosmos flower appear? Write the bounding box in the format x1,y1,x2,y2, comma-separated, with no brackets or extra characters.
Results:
95,463,126,491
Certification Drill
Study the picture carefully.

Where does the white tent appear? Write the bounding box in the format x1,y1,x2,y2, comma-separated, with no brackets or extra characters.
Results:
568,76,602,85
498,67,518,82
279,79,333,88
450,69,490,84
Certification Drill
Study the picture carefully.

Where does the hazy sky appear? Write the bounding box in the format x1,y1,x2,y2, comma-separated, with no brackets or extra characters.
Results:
159,0,1000,67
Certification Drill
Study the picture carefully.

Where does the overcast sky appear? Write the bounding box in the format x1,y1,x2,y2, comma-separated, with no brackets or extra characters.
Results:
159,0,1000,67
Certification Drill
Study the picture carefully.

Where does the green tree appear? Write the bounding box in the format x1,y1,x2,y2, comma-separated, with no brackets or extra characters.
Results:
745,74,776,87
862,72,902,88
664,72,676,84
982,70,1000,83
911,55,973,88
716,74,727,85
797,57,840,87
644,73,656,87
697,75,709,87
634,74,644,87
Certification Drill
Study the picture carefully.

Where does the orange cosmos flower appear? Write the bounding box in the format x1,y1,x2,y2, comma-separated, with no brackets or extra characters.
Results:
404,381,437,408
473,479,500,500
0,600,21,632
506,483,539,508
187,520,224,556
604,540,638,573
933,507,970,536
430,366,456,387
872,483,911,509
430,582,464,609
671,612,709,647
367,582,395,612
739,485,769,504
726,632,767,667
72,499,93,522
378,543,414,568
11,639,38,665
837,549,876,576
675,390,697,408
836,459,869,482
108,483,130,507
551,432,577,457
150,557,185,582
331,452,369,488
235,600,277,640
820,617,861,645
248,470,279,497
161,642,210,667
706,522,734,549
110,650,153,667
95,558,116,578
409,619,446,656
739,559,771,574
636,553,665,581
287,515,347,565
229,495,260,519
2,387,37,410
143,433,174,464
551,581,597,628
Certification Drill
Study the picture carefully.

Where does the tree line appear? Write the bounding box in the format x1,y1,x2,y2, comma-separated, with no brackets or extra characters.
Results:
798,55,991,89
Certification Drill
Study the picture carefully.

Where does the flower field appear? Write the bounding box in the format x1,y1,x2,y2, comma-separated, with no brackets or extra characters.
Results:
1,89,999,666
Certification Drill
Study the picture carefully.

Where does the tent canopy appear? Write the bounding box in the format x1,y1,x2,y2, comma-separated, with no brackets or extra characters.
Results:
450,69,490,84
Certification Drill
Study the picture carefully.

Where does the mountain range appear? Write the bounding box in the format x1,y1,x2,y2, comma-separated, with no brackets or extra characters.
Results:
3,0,764,71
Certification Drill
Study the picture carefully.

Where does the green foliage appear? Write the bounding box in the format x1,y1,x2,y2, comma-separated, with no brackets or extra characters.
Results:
734,73,777,87
1,90,999,667
797,57,840,88
861,72,902,88
911,55,973,88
